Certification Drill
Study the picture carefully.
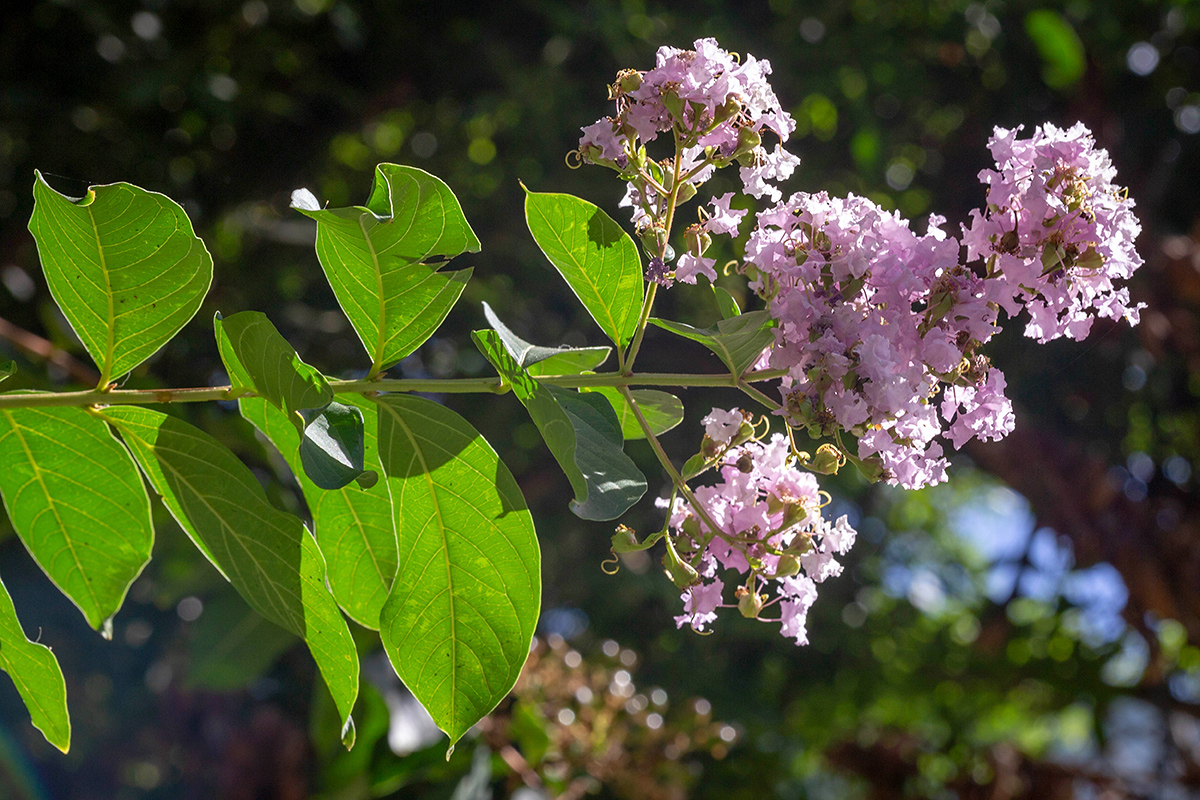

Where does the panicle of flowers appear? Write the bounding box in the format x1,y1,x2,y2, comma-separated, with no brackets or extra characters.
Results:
961,123,1144,342
744,191,1015,489
656,408,857,646
578,38,799,282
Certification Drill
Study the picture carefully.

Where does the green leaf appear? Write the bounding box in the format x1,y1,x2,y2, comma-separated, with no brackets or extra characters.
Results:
299,402,369,491
1025,10,1086,90
292,164,479,376
185,589,298,690
580,387,684,440
100,407,360,735
473,330,646,521
214,310,332,415
215,313,372,490
374,395,540,746
239,396,396,630
650,310,775,376
0,405,153,631
713,286,741,318
0,362,14,384
523,189,644,349
0,573,70,752
524,347,610,377
480,301,610,377
28,172,213,386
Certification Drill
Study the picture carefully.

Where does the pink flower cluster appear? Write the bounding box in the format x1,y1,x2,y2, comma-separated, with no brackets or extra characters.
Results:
579,38,799,223
746,192,1015,489
962,123,1144,342
743,125,1142,489
662,408,857,646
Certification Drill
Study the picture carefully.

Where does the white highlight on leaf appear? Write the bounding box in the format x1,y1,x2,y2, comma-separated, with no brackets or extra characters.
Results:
290,187,321,211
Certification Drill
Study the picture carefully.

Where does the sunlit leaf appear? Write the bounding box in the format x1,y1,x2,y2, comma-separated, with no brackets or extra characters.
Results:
523,188,643,350
474,330,646,520
101,407,359,737
481,301,610,376
0,404,153,631
0,573,70,752
713,286,741,319
375,394,540,747
293,164,479,376
239,397,396,631
214,310,332,415
580,387,684,440
650,310,775,376
28,172,213,386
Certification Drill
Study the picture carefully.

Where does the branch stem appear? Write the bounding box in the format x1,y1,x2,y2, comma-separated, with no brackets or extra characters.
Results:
0,369,791,409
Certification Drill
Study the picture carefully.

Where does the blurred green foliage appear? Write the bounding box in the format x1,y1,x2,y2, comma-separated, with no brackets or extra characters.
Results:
1,0,1199,797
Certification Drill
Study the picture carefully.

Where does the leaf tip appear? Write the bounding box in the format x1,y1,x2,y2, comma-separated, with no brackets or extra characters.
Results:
341,715,356,750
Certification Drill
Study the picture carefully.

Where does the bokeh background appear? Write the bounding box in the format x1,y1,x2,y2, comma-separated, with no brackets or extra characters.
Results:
2,1,1199,797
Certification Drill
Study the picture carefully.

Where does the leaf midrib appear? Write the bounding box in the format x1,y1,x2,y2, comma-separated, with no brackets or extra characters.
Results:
380,401,458,725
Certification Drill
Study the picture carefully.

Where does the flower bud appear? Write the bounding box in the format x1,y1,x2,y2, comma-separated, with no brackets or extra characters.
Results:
731,420,755,446
662,543,700,589
808,443,844,475
675,182,697,205
735,452,754,473
856,455,886,483
773,554,802,578
609,68,642,99
684,223,712,257
784,533,813,556
732,127,762,161
611,524,641,553
700,435,722,460
737,591,764,618
780,500,808,529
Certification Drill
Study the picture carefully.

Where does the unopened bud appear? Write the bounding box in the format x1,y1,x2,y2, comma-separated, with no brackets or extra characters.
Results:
780,500,808,529
609,68,642,99
611,524,641,553
675,182,697,205
856,455,886,483
737,591,764,618
733,127,762,160
773,554,802,578
663,547,700,589
732,420,754,446
809,443,844,475
784,533,813,556
735,452,754,473
680,515,701,541
684,223,712,259
700,435,722,460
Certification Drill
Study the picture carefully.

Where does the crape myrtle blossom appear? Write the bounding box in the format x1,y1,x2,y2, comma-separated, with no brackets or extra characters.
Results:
745,191,1015,489
579,38,799,233
743,123,1142,489
661,408,858,646
961,123,1144,343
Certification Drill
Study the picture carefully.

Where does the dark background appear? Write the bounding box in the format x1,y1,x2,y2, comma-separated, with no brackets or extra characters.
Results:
1,1,1200,797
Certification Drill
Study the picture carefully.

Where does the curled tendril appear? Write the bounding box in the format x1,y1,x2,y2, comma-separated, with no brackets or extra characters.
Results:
817,490,833,509
722,259,740,276
565,149,583,169
601,552,621,575
689,619,715,636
